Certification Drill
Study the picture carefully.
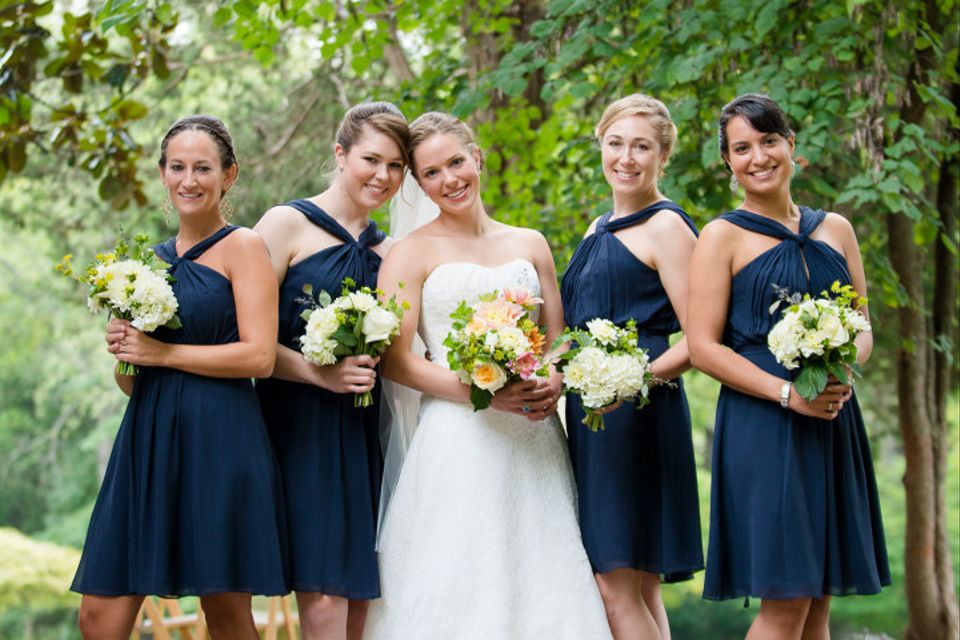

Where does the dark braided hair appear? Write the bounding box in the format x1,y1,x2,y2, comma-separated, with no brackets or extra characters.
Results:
159,115,238,170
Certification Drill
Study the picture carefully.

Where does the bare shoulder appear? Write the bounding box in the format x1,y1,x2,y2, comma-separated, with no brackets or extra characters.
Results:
254,203,307,233
698,217,739,244
822,211,856,236
380,232,433,278
225,226,270,254
648,207,697,237
497,222,548,249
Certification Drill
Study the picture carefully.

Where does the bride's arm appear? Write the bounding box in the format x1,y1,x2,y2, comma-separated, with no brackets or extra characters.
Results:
377,237,473,403
521,230,564,418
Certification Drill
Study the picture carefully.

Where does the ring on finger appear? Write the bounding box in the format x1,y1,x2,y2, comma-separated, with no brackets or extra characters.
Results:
521,405,531,413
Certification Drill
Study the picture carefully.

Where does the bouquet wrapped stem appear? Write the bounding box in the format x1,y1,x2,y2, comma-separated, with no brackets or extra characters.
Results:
299,278,407,408
57,232,181,376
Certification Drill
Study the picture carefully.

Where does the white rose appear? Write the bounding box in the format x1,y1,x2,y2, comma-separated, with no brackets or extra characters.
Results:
495,326,530,355
347,291,377,312
484,331,500,352
586,318,619,347
817,309,849,348
361,305,400,343
844,309,871,334
799,330,826,358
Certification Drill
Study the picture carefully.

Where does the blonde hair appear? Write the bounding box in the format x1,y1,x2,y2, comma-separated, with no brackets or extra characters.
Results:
595,94,678,163
407,112,484,176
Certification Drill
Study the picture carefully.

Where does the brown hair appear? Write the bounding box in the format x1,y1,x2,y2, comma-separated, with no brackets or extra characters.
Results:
407,111,484,176
336,101,411,168
595,94,678,164
159,115,237,170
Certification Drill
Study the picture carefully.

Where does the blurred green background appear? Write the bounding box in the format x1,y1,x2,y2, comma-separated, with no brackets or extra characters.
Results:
2,1,957,638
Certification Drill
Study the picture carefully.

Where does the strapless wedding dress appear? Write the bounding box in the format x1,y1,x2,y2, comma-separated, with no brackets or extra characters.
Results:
364,259,611,639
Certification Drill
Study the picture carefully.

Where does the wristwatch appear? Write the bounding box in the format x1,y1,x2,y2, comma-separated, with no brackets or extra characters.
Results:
779,381,792,409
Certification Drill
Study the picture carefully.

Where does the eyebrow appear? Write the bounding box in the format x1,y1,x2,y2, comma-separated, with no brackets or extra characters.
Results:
606,134,653,143
360,150,405,163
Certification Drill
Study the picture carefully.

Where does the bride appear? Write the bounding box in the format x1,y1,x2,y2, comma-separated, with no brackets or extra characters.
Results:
364,112,611,639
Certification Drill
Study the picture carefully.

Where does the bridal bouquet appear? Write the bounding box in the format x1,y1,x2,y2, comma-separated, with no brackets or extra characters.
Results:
56,232,181,376
552,318,653,432
444,288,550,411
299,277,407,407
767,280,871,401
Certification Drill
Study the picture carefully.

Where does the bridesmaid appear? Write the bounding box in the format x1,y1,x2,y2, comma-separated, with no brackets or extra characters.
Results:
253,102,409,640
561,94,703,639
688,94,889,638
72,115,288,639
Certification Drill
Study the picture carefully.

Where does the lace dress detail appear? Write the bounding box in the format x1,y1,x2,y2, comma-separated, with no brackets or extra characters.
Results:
365,259,611,639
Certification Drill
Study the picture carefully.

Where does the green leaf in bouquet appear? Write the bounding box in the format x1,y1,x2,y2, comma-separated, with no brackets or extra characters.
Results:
334,325,358,347
794,365,828,402
300,309,312,322
550,333,570,352
849,361,863,378
301,283,313,297
353,314,364,338
470,385,493,411
318,290,332,307
826,360,849,384
165,314,182,330
448,300,474,326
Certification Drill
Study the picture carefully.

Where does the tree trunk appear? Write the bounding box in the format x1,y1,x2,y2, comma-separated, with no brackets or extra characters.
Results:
889,9,960,636
929,77,960,640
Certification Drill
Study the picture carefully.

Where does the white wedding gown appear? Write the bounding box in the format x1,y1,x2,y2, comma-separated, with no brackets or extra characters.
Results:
365,259,612,640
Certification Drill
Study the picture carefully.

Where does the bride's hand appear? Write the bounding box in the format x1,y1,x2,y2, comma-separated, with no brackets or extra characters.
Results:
491,376,559,421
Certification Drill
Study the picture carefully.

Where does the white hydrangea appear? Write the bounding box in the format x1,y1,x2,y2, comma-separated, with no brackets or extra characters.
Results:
90,260,178,332
301,306,341,365
564,346,647,410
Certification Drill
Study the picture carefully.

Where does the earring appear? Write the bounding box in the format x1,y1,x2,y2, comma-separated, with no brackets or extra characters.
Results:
161,194,173,225
220,193,234,220
729,175,739,192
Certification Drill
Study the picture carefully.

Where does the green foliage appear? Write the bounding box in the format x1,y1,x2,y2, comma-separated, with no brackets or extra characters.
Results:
0,528,80,613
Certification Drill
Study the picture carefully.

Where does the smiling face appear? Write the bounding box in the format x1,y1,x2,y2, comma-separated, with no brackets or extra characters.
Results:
335,125,406,212
160,130,236,219
723,115,795,197
412,132,483,214
600,114,665,202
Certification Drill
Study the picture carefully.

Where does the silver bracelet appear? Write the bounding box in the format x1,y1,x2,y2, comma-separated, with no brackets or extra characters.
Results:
779,381,791,409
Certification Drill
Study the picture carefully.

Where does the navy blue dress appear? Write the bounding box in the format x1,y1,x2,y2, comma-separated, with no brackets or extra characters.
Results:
256,199,385,599
72,225,289,597
561,201,704,580
702,207,890,600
